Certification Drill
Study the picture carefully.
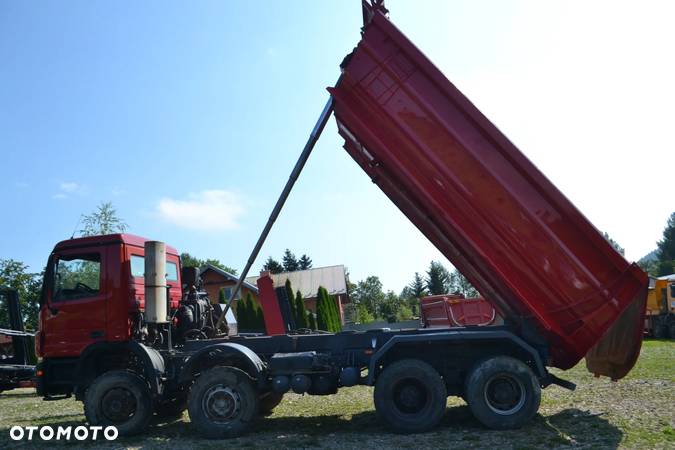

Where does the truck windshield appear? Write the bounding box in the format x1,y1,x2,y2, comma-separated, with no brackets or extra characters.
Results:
53,254,101,301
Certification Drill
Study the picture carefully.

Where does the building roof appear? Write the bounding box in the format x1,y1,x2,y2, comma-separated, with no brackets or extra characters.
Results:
657,274,675,281
246,265,348,298
200,264,259,294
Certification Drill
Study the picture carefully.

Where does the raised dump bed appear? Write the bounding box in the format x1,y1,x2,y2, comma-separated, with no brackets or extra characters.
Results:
329,10,648,379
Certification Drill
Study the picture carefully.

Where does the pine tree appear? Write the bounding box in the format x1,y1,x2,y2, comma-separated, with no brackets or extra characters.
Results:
656,212,675,276
426,261,451,295
263,256,284,274
316,287,329,331
218,287,226,304
408,272,427,299
295,291,308,329
282,249,299,272
329,294,342,331
285,279,297,328
298,254,313,270
256,305,266,333
236,297,248,331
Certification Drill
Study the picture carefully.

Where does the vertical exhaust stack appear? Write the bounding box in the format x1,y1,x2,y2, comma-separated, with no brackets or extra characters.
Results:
145,241,168,323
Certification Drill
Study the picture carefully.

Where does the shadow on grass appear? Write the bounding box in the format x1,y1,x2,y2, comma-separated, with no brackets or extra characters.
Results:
0,405,622,449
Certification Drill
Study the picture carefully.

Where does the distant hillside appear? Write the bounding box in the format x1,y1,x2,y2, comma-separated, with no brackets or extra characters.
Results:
638,249,658,264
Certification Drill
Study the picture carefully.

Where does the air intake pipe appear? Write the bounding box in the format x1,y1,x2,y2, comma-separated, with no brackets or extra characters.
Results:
144,241,168,323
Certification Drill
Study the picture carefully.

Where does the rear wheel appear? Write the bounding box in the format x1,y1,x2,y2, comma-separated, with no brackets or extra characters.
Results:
464,356,540,430
84,370,153,436
187,366,258,438
374,359,447,433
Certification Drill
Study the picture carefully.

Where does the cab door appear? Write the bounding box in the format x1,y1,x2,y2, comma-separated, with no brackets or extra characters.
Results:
42,247,108,357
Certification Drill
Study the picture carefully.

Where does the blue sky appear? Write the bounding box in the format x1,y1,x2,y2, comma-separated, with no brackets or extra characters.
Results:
2,1,674,292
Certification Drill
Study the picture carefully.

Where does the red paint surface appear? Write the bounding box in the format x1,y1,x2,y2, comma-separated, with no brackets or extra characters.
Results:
420,295,498,328
256,273,286,336
39,234,181,358
330,11,648,373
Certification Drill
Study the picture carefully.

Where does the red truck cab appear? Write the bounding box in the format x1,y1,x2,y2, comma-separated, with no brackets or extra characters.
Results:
37,234,181,358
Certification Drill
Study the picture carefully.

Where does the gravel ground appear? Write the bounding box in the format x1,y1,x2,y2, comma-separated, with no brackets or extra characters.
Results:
0,340,672,449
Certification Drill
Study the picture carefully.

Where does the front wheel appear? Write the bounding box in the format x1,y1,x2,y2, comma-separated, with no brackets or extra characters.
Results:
374,359,447,433
464,356,540,430
84,370,153,436
187,366,258,438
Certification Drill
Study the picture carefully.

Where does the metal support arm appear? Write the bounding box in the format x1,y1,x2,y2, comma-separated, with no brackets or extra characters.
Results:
215,95,335,330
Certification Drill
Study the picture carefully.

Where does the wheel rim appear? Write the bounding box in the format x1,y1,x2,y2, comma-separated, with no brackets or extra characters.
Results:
393,378,430,414
202,384,241,423
483,373,526,415
101,387,138,423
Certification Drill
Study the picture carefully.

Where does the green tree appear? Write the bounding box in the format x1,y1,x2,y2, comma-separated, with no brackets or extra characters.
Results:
656,212,675,276
328,294,342,332
408,272,427,299
602,232,625,256
380,291,402,323
294,291,308,329
284,279,297,327
180,252,237,274
426,261,451,295
282,249,299,272
236,296,249,331
316,287,331,331
0,259,42,330
307,311,317,330
450,269,479,297
255,304,266,332
80,201,128,236
262,256,284,274
357,303,374,324
298,254,313,270
218,287,226,304
350,276,385,318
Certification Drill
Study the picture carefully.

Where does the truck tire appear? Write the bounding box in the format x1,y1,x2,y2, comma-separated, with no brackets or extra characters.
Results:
155,391,188,419
464,356,540,430
259,392,283,416
187,366,258,438
84,370,153,436
374,359,447,433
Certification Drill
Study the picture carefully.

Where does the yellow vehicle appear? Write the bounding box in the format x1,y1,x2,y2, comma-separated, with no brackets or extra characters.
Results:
645,274,675,338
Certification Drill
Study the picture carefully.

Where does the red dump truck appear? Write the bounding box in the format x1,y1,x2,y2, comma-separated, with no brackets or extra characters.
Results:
33,1,647,439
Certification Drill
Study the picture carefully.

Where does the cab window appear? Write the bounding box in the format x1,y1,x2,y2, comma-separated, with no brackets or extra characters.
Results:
130,255,179,281
53,254,101,301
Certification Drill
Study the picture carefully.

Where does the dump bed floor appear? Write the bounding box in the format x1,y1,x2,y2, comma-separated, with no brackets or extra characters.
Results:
329,11,647,378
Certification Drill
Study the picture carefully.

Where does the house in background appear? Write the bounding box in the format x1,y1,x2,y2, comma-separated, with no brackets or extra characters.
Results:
199,264,259,314
246,265,350,324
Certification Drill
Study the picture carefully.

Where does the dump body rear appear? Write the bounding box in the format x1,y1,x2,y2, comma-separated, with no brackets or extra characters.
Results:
329,11,648,378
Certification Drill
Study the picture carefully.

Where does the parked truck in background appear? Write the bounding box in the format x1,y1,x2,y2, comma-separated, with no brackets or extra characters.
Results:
0,288,35,392
645,274,675,338
420,294,502,329
31,1,649,439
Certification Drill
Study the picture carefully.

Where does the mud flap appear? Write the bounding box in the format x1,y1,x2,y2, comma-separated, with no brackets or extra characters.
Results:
585,284,648,380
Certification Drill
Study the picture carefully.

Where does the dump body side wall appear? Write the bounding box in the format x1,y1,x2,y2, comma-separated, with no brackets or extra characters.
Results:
330,12,647,374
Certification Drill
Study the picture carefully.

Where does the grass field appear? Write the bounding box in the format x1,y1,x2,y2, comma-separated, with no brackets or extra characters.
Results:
0,340,673,449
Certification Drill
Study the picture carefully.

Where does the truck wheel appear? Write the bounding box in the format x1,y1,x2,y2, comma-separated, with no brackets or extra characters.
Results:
259,392,284,416
465,356,540,430
155,392,188,419
187,366,258,438
84,370,153,436
374,359,447,433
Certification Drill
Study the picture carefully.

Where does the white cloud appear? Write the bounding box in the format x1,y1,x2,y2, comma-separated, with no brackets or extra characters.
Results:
156,190,244,231
59,182,81,193
52,193,67,200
